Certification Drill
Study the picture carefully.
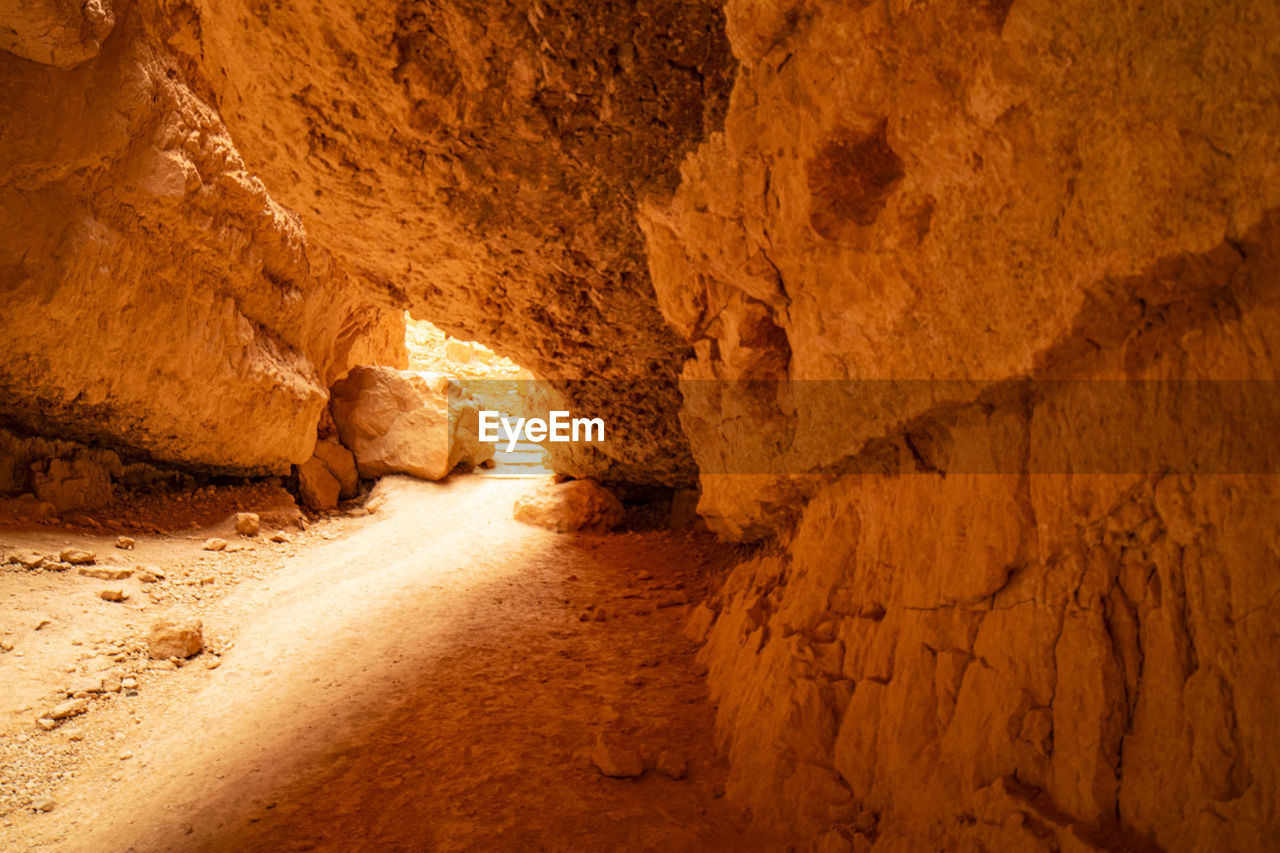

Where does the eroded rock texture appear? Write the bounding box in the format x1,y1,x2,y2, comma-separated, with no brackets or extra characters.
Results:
189,0,736,484
4,0,1280,846
641,0,1280,533
645,0,1280,847
2,0,734,486
0,0,115,68
0,4,406,475
699,470,1280,850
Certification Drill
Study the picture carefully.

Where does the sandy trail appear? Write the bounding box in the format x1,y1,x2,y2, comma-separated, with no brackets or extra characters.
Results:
7,476,766,852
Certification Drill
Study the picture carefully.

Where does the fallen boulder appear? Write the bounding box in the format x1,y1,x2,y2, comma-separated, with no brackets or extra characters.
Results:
330,367,494,482
513,479,624,533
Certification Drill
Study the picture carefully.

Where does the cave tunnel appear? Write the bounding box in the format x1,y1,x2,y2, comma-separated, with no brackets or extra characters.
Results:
2,0,1280,850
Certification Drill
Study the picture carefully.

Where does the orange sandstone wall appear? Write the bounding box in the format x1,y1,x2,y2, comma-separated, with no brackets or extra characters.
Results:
187,0,737,484
1,0,739,485
644,0,1280,847
0,2,405,474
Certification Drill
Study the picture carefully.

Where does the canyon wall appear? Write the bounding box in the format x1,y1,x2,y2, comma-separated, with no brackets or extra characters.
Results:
6,0,1280,845
643,0,1280,847
187,0,736,484
2,0,738,486
0,1,406,476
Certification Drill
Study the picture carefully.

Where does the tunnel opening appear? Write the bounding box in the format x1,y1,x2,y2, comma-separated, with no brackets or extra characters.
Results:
401,314,549,479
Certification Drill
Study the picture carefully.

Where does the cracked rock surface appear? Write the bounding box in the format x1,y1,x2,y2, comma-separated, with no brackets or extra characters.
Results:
645,0,1280,846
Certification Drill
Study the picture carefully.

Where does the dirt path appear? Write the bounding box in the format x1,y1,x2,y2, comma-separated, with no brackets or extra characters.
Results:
3,476,772,851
